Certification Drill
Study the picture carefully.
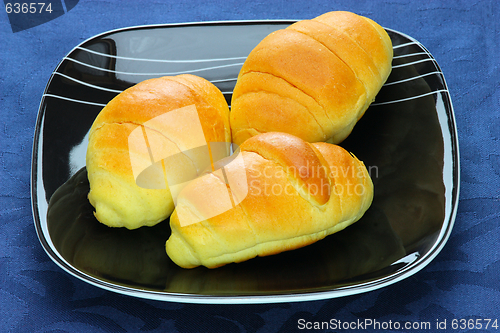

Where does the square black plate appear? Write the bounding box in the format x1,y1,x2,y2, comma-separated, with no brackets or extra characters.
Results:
31,21,460,303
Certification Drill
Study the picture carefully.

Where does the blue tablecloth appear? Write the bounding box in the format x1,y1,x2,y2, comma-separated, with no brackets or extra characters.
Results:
1,0,499,332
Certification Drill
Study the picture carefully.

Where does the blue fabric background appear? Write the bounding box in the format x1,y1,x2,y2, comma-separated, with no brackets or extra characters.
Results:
1,0,499,332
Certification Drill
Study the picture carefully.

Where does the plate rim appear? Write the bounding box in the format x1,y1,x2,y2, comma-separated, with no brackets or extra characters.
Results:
30,20,460,304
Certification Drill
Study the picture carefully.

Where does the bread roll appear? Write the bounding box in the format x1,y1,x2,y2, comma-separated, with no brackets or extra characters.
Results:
230,11,393,145
165,132,373,268
86,75,231,229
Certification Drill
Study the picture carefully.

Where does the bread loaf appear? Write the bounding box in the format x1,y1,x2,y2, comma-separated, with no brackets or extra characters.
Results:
86,75,231,229
165,132,373,268
230,11,393,145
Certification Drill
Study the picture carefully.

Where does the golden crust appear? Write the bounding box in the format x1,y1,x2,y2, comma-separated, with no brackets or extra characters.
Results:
314,12,393,82
165,132,373,268
241,132,331,205
230,11,393,146
86,75,231,229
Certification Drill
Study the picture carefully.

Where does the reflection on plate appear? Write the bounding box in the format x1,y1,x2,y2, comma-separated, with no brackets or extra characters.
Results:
31,21,459,304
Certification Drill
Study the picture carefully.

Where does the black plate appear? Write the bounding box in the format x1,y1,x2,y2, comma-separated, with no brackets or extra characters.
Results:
31,21,460,303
